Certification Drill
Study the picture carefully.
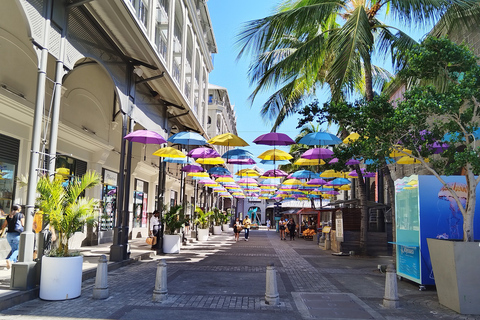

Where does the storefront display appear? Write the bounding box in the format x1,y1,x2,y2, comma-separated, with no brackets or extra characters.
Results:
133,179,148,228
101,169,117,231
0,162,15,215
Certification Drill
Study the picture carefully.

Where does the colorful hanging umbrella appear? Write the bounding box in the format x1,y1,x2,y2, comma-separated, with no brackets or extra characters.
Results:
294,158,325,166
215,177,235,183
301,148,334,160
306,178,327,186
163,157,190,164
238,177,258,185
188,147,220,158
236,169,260,177
320,170,348,178
208,133,249,146
258,149,292,161
342,132,361,144
345,158,362,165
124,130,167,145
282,179,303,186
228,158,257,165
329,178,351,186
298,131,342,146
397,156,429,164
260,159,291,165
196,157,225,165
188,172,209,177
389,146,412,157
221,148,254,159
181,164,204,173
253,132,295,146
290,170,320,179
207,167,231,175
167,131,207,145
261,169,288,178
153,147,186,158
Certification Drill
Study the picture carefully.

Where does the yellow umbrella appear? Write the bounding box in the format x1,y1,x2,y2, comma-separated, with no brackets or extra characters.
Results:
338,184,351,191
389,146,412,157
216,177,235,183
236,169,260,177
188,172,209,177
320,170,348,178
207,133,249,146
258,149,292,161
397,156,429,164
343,132,360,144
294,158,325,166
282,179,303,186
153,147,186,158
196,157,225,165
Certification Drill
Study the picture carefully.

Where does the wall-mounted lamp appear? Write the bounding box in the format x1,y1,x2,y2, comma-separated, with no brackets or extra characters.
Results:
133,67,143,77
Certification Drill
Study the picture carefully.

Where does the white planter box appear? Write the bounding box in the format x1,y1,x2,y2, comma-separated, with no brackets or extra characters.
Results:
222,224,230,232
40,255,83,300
427,238,480,314
197,228,209,241
163,234,181,254
213,226,222,235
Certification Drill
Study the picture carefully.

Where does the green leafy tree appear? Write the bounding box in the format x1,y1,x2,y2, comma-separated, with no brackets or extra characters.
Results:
194,206,212,229
237,0,479,130
36,171,101,257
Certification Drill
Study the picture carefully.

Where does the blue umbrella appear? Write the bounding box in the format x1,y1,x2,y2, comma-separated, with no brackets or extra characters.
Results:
163,157,192,164
207,167,231,175
298,131,342,146
222,148,254,159
167,131,207,145
290,169,320,179
260,159,290,165
329,178,351,186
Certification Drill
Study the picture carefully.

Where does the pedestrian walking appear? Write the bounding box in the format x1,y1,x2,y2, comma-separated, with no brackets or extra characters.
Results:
149,210,160,249
233,218,242,242
287,218,296,240
0,204,24,269
242,215,251,241
266,219,271,230
279,216,286,240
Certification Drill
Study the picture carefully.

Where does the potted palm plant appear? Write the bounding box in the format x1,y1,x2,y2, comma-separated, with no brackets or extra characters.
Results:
194,206,211,241
36,171,100,300
162,205,184,254
212,208,223,235
222,209,232,232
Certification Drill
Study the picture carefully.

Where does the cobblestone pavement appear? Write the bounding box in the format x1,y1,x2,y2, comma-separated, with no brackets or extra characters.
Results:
0,229,477,320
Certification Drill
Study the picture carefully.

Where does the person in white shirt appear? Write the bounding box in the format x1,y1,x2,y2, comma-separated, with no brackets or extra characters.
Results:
149,210,160,249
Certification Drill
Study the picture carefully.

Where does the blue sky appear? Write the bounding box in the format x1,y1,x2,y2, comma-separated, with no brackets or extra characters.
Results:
206,0,432,173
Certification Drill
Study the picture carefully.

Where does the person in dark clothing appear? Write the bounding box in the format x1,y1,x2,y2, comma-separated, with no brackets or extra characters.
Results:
0,204,24,269
287,218,296,241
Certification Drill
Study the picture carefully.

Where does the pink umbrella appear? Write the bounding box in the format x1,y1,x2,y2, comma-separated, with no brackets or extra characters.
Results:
238,178,258,184
301,148,334,160
188,147,220,158
329,158,339,164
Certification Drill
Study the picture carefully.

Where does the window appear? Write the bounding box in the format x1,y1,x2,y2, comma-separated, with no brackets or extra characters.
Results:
130,0,149,28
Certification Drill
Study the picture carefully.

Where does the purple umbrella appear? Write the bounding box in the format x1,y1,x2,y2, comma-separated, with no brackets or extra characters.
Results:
329,158,339,164
124,130,167,160
181,164,204,173
306,178,327,186
345,158,361,165
301,148,334,160
124,130,167,144
188,147,220,158
261,169,288,178
228,158,256,165
324,190,340,195
253,132,295,146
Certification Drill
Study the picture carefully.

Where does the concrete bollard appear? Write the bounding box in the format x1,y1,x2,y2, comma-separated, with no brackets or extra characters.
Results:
265,262,280,305
92,255,109,299
383,264,399,308
152,259,168,302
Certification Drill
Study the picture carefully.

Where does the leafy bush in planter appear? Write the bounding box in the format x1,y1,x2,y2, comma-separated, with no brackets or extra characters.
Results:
194,206,212,229
36,171,101,257
163,205,185,235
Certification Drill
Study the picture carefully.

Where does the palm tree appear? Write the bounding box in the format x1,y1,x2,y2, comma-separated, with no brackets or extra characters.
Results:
237,0,480,130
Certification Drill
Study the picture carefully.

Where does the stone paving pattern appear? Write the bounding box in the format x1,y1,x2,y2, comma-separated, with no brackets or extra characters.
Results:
0,229,477,320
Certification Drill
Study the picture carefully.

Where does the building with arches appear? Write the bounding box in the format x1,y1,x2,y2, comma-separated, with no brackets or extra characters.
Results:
0,0,220,289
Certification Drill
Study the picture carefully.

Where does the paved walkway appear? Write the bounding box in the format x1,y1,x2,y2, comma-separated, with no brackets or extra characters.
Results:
0,229,475,319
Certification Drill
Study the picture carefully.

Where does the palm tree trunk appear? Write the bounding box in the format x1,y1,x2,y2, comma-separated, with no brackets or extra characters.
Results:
364,55,374,102
383,165,396,260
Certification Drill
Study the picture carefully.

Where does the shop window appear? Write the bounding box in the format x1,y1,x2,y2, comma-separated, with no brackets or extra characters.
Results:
134,179,149,228
0,134,19,216
100,169,118,231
